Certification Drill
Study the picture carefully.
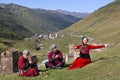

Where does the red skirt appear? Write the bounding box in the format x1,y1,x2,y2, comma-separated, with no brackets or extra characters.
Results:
18,68,37,77
68,57,91,70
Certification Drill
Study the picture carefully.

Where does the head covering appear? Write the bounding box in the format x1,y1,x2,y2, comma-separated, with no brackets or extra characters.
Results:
82,36,88,44
23,50,30,55
80,37,88,53
50,44,57,49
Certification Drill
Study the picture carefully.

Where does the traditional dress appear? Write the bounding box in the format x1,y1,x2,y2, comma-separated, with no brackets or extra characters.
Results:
46,50,64,68
68,44,105,70
18,56,37,77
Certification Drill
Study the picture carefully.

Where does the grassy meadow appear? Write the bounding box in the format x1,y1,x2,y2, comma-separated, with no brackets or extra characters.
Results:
0,46,119,80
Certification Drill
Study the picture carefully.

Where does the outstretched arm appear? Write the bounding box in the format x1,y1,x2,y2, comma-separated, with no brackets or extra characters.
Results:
89,44,105,49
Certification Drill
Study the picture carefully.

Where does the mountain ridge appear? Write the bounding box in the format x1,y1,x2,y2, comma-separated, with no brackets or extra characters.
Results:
0,3,84,35
56,9,89,18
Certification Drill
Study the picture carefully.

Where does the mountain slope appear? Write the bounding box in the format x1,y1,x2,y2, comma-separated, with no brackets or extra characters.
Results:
33,9,81,31
0,3,81,34
0,7,32,39
60,0,120,44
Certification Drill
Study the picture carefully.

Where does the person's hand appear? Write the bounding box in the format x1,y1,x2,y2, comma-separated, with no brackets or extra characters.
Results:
71,45,76,50
55,55,59,59
29,60,32,64
104,44,108,47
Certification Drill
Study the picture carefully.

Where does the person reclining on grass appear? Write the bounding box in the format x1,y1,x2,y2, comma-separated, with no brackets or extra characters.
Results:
18,50,38,77
68,36,107,70
45,44,65,69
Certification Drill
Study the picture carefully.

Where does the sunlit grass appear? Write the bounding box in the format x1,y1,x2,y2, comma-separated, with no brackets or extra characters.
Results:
0,47,119,80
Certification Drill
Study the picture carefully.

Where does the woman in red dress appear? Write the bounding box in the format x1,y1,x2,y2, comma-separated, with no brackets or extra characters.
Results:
68,37,107,70
18,50,38,76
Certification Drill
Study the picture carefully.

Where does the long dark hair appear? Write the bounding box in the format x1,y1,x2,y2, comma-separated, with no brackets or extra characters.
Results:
80,37,89,53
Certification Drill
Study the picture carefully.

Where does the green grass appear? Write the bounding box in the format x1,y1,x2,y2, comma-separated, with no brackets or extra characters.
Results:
0,47,119,80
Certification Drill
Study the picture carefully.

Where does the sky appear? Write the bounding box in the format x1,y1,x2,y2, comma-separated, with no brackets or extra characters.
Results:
0,0,115,12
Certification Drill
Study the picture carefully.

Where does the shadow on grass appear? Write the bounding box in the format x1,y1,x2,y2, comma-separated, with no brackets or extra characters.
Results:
63,63,71,68
92,56,118,63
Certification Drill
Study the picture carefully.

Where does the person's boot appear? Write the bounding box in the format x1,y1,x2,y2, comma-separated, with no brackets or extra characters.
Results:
45,62,49,69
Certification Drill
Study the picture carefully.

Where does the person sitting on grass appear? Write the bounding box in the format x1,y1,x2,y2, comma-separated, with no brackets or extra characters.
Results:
18,50,38,77
68,36,107,70
45,44,65,69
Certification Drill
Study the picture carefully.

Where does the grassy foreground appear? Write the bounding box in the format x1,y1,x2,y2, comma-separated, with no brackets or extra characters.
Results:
0,47,119,80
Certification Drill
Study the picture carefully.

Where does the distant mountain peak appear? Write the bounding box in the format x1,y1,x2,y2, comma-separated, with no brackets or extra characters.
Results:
56,9,89,18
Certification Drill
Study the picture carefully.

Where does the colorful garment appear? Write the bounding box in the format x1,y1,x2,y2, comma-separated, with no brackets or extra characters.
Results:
18,56,37,76
46,50,64,68
68,44,105,70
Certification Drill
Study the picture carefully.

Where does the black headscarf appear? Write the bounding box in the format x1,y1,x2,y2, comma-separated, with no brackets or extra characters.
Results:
80,37,88,53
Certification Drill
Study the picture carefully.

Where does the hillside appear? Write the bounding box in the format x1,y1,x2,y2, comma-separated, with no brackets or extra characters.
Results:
33,8,80,31
60,0,120,44
0,3,81,34
0,7,32,39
